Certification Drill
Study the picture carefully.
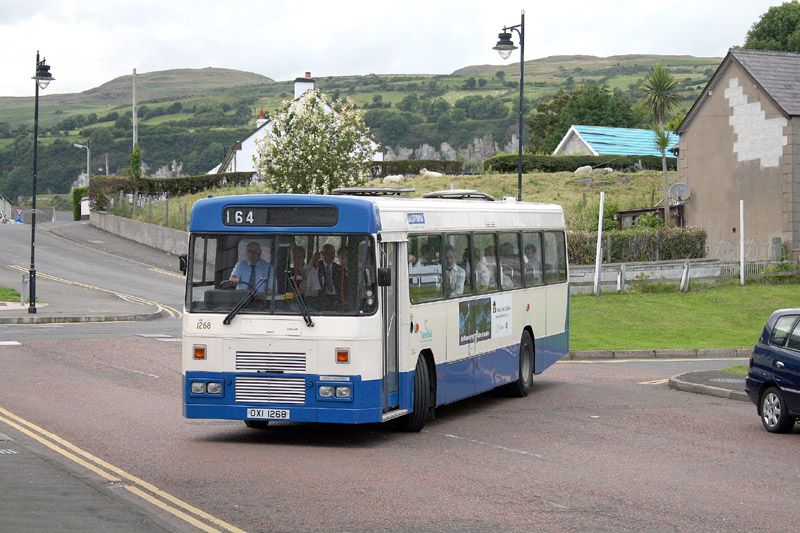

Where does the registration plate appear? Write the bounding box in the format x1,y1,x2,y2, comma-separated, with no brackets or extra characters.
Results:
247,408,290,420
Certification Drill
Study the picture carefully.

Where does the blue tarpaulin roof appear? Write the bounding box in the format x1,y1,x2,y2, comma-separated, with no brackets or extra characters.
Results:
554,125,678,158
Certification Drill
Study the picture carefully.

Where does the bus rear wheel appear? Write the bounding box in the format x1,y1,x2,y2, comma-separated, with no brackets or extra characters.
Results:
397,356,430,432
506,331,534,397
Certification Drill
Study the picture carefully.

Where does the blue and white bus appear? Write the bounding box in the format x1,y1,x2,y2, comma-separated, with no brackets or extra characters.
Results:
182,188,569,431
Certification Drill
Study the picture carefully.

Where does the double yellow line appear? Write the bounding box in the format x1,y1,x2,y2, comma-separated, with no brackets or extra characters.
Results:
0,406,244,533
9,265,182,318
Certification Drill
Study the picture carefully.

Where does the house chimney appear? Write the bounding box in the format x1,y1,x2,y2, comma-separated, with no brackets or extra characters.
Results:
294,72,315,99
256,109,268,128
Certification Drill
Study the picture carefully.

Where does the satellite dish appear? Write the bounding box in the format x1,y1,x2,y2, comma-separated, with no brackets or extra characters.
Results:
669,183,692,201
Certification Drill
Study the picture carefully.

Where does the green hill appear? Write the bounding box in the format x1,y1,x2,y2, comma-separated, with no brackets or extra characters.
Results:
0,54,721,200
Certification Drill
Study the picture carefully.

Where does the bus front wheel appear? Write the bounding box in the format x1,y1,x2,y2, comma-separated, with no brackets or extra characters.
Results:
397,356,430,432
506,331,534,397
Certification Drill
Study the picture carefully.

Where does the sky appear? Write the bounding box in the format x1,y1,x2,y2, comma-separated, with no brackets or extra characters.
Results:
0,0,785,97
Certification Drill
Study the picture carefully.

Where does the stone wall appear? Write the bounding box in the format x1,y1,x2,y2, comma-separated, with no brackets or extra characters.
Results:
90,211,188,256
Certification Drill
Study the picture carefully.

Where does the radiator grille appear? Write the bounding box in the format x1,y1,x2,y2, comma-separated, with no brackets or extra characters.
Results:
236,351,306,372
235,376,306,404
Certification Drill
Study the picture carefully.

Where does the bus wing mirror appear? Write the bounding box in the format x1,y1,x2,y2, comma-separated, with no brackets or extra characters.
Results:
179,254,188,275
377,267,391,287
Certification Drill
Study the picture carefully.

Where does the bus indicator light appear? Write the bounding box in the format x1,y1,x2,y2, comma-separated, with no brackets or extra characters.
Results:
193,345,207,360
336,348,350,364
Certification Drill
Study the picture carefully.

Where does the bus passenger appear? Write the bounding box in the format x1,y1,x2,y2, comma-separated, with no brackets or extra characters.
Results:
444,245,465,297
317,244,343,303
523,244,542,283
290,245,320,296
472,249,492,290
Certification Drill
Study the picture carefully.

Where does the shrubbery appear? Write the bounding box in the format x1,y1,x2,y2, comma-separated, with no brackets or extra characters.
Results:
72,186,88,221
485,154,676,173
567,227,707,265
89,172,255,210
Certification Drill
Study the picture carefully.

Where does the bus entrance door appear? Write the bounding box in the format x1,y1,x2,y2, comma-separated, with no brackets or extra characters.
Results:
381,242,399,411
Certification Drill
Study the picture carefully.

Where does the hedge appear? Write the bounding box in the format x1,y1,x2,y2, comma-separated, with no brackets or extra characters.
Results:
370,159,464,178
89,172,256,210
485,154,676,173
72,186,88,221
567,227,707,265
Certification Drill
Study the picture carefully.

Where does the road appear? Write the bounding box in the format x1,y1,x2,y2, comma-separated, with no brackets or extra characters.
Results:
1,220,183,340
2,221,800,531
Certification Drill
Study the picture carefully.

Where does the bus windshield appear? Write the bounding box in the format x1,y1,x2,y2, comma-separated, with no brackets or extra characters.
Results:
187,233,377,317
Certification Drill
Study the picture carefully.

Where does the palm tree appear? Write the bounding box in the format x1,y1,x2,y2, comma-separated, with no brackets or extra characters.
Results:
641,65,680,226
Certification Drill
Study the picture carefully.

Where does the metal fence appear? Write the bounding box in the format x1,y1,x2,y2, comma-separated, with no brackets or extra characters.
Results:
705,239,780,262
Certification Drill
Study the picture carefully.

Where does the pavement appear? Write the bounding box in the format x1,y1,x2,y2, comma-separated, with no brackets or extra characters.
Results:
0,218,754,532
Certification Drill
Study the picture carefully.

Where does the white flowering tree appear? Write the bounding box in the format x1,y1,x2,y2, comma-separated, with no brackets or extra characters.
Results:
253,90,374,194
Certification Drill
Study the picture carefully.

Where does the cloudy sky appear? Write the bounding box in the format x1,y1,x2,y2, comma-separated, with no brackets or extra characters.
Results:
0,0,783,97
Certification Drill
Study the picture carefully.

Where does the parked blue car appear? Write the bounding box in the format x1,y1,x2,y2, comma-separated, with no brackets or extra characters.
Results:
746,308,800,433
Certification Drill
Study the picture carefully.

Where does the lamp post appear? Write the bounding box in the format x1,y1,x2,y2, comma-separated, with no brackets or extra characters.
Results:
29,51,53,314
74,143,90,184
493,10,525,201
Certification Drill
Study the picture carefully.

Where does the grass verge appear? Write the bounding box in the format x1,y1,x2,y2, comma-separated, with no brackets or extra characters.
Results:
0,287,21,302
569,281,799,351
720,365,749,375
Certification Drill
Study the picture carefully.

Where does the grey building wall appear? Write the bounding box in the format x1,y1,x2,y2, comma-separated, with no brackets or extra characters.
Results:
678,61,794,253
554,132,593,156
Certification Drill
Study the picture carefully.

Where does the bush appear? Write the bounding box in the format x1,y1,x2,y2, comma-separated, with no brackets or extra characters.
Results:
72,186,88,221
89,172,256,210
485,154,676,173
567,227,707,265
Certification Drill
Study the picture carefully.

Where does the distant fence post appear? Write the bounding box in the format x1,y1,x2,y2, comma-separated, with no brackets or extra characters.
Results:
680,260,690,291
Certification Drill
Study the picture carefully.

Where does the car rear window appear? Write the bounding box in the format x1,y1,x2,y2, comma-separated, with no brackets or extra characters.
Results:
770,315,798,346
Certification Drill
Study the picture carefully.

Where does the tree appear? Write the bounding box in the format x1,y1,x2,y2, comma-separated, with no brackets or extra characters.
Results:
253,89,374,194
527,85,642,153
640,65,680,225
744,1,800,52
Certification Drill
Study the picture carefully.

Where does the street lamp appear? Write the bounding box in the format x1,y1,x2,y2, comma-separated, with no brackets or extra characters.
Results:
74,143,90,184
29,51,54,314
493,10,525,201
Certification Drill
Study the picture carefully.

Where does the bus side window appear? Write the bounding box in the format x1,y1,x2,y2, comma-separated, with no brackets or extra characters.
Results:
408,234,443,302
522,232,544,286
543,231,567,283
444,234,470,298
499,232,522,290
472,233,497,293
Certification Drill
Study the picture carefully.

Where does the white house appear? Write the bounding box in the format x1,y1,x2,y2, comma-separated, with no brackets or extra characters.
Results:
210,72,383,175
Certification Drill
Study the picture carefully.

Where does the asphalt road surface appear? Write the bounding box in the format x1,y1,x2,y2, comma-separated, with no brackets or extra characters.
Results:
3,220,799,531
0,338,790,532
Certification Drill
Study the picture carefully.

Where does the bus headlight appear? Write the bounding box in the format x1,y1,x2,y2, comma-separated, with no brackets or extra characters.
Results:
319,385,335,398
206,382,222,394
191,382,206,394
335,386,351,398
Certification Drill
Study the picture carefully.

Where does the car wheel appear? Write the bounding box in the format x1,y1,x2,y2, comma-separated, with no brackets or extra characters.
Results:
761,387,795,433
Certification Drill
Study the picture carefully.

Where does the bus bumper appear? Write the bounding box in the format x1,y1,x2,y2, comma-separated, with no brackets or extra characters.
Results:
183,372,385,425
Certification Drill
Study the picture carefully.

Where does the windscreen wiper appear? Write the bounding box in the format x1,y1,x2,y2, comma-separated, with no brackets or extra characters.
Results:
286,270,314,327
223,277,267,325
